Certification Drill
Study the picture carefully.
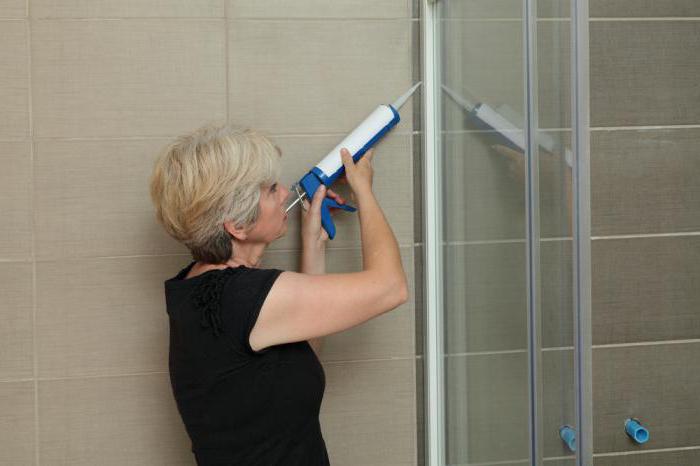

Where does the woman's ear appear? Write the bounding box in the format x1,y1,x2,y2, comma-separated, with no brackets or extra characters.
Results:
223,220,248,241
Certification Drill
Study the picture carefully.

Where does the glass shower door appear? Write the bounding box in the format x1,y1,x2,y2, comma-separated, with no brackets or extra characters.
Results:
428,0,587,464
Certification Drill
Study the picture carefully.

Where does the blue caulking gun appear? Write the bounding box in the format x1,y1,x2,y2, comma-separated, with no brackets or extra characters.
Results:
284,82,422,239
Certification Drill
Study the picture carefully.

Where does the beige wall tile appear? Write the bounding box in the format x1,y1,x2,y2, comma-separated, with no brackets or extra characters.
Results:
228,20,413,134
227,0,410,19
0,262,33,381
321,358,415,465
591,0,700,17
592,236,700,345
31,0,223,18
0,0,25,17
0,142,32,260
36,254,187,378
262,247,415,361
38,373,194,465
0,381,35,465
593,342,700,452
32,19,226,138
591,21,700,127
591,128,700,236
34,139,188,260
270,133,413,250
0,20,29,138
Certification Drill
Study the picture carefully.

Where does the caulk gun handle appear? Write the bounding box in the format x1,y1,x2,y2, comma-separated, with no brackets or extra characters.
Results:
320,197,357,240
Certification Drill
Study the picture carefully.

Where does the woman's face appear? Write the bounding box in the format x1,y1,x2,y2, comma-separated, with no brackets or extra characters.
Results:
247,180,291,242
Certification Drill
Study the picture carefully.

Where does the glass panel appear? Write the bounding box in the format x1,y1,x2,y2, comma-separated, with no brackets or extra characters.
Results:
537,1,577,464
438,0,577,464
440,1,529,464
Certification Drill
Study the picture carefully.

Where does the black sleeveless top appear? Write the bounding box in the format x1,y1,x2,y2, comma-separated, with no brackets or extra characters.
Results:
164,261,329,466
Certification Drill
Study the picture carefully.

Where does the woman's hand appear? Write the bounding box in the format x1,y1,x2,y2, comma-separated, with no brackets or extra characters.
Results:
300,184,348,247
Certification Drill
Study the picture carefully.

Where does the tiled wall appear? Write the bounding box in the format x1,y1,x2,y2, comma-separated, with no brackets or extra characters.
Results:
0,1,421,465
428,1,700,465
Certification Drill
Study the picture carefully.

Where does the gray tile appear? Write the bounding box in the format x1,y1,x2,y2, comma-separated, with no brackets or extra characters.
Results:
0,20,29,138
0,142,32,260
32,19,226,138
227,0,410,18
443,131,526,242
443,130,571,242
30,0,223,17
591,128,700,236
542,350,576,458
445,350,576,464
228,20,413,135
36,255,188,378
442,20,570,131
590,21,700,127
593,342,700,453
541,239,574,348
594,449,700,465
270,133,414,250
38,373,194,465
591,0,700,18
444,242,528,353
445,352,530,464
321,358,415,465
0,381,35,465
443,0,570,19
0,262,33,382
34,138,188,260
592,236,700,345
261,247,416,361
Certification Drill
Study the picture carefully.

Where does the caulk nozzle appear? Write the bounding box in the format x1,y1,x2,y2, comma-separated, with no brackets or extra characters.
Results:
392,82,422,110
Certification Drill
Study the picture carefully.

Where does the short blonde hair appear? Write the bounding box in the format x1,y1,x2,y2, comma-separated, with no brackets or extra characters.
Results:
149,122,281,263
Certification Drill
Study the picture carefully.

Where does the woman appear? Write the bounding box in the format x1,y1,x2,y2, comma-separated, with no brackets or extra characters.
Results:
149,123,408,465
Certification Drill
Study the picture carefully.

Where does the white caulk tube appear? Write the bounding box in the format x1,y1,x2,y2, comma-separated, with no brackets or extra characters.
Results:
285,82,421,239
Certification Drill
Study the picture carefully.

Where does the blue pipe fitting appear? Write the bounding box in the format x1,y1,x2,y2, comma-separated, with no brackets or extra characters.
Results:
625,418,649,444
559,425,576,452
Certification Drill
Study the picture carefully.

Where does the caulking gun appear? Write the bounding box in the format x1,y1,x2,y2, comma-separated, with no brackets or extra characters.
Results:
284,82,422,240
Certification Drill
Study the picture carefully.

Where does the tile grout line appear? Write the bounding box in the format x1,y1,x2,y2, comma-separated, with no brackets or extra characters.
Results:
434,338,700,358
1,355,421,385
3,231,700,263
7,16,418,21
443,124,700,134
25,1,40,463
14,243,417,263
594,445,700,457
3,124,700,144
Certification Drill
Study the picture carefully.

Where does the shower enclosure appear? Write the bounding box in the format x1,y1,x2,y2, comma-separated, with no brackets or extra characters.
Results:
422,0,592,464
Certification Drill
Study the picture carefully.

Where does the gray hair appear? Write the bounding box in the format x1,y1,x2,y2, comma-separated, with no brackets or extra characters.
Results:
149,122,281,263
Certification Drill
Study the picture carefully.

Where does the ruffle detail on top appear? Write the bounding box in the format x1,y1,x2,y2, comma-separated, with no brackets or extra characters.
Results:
192,268,240,337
